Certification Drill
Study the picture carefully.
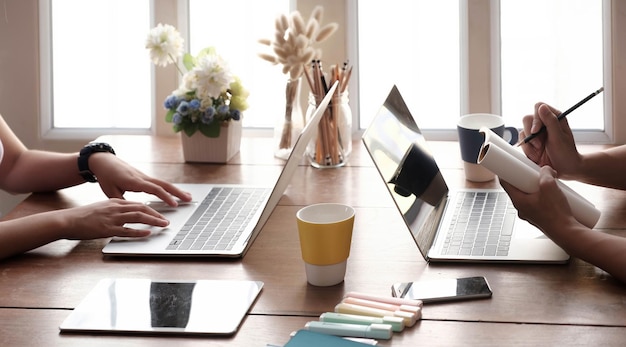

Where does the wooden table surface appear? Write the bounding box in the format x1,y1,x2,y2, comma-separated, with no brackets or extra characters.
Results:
1,135,625,346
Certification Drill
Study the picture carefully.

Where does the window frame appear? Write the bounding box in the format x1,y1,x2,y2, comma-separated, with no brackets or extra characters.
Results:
350,0,615,143
38,0,155,140
489,0,613,144
38,0,624,144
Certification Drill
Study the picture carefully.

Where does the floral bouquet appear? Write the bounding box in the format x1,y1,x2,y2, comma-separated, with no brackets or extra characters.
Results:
146,23,249,138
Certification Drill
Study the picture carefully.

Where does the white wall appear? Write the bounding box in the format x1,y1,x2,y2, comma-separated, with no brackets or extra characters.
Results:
0,1,39,213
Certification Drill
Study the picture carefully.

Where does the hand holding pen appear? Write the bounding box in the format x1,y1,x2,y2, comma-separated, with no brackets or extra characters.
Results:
517,87,604,146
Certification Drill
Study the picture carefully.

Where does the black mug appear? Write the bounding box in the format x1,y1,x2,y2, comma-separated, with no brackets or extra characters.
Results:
457,113,518,182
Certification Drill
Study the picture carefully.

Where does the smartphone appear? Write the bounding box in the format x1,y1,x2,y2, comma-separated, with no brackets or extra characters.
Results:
391,276,492,303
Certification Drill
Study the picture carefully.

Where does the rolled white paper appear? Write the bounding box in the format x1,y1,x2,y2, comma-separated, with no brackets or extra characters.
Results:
481,126,540,170
481,128,596,201
478,127,601,228
479,142,539,193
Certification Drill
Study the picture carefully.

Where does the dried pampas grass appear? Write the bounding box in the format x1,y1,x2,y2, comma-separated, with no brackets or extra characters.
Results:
259,6,338,80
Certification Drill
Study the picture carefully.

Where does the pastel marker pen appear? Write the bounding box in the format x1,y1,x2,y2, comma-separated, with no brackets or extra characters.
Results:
335,302,418,327
341,298,421,323
343,296,422,316
319,312,405,332
288,331,378,345
345,291,423,308
304,321,393,340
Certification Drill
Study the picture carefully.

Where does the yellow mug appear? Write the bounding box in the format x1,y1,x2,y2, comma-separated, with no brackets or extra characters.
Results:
296,203,355,266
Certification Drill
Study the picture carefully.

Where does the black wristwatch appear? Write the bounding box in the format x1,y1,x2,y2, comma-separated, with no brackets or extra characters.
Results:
77,142,116,182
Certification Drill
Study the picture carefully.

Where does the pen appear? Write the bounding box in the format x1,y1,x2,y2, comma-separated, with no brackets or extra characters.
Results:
342,296,422,316
320,311,405,332
335,302,418,327
344,291,423,308
304,321,393,340
517,87,604,146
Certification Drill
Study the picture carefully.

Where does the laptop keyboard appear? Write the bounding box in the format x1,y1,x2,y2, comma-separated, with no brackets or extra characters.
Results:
166,187,270,251
442,191,516,257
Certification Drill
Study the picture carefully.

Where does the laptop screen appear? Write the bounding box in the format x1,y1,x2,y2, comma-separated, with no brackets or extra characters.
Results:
362,86,449,260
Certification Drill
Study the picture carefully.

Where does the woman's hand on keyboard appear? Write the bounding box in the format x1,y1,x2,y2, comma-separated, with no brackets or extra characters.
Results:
58,199,170,240
89,153,193,207
0,199,171,260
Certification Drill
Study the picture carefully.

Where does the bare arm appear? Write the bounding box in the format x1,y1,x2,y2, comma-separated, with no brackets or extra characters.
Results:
520,103,626,190
0,199,169,260
557,222,626,283
0,114,192,203
0,115,84,193
0,150,85,193
576,146,626,190
0,114,194,260
501,167,626,283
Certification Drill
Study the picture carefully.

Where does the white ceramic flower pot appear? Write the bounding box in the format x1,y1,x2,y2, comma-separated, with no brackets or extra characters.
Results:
180,121,242,163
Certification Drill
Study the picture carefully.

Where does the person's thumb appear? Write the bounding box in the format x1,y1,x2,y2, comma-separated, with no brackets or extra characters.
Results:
537,104,560,131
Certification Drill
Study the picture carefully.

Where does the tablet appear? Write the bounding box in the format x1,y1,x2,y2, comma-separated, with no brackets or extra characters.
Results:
60,278,263,335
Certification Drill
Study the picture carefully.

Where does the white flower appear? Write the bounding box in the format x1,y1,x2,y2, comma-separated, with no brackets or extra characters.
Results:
147,25,249,138
173,73,196,97
192,54,234,100
145,23,184,67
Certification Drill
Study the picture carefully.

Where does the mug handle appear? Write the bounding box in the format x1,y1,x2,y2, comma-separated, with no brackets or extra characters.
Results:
504,126,519,145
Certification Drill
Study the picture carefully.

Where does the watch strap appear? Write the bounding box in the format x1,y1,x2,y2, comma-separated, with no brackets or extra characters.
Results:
78,142,115,182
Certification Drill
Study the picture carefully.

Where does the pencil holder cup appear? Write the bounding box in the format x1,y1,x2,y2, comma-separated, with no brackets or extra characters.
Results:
305,91,352,168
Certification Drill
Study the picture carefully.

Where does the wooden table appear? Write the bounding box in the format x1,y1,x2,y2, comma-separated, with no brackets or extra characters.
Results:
1,136,625,346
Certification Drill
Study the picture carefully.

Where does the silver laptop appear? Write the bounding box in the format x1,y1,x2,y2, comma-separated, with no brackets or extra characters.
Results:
102,82,339,258
362,85,569,263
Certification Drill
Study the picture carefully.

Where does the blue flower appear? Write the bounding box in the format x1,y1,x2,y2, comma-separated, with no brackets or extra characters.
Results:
172,113,183,125
176,101,190,115
230,109,241,121
189,99,201,110
205,106,216,118
217,104,230,115
201,108,215,124
164,95,178,109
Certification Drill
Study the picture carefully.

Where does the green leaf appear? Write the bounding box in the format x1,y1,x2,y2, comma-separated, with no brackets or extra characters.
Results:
165,109,176,123
196,46,216,60
199,121,222,138
182,53,195,71
183,125,198,137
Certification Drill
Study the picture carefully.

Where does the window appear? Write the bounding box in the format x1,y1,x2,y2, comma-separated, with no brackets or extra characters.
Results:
356,0,608,142
39,0,619,143
356,1,461,131
187,0,291,129
500,0,604,133
46,0,151,131
42,0,290,137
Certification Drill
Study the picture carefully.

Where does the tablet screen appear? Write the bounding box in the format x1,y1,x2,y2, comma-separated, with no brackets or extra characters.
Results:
60,278,263,335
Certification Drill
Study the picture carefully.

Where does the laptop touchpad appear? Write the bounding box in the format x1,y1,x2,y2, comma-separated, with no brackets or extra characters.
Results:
111,201,199,241
145,200,198,212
